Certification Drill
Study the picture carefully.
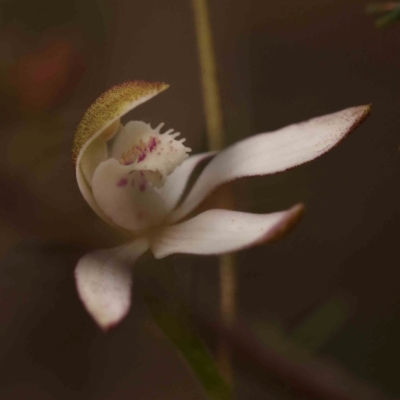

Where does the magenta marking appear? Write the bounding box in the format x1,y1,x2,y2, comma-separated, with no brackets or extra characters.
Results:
149,137,157,152
139,182,146,192
117,178,128,187
138,152,146,162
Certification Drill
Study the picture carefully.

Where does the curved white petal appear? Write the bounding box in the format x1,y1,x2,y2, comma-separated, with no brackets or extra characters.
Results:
75,238,149,330
151,205,304,258
76,124,120,227
73,81,169,166
170,106,370,222
158,151,216,212
76,139,115,227
92,159,168,232
76,164,112,225
80,138,108,186
73,81,169,225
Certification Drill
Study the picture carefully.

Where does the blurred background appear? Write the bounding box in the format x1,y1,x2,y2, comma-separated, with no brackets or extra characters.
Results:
0,0,399,398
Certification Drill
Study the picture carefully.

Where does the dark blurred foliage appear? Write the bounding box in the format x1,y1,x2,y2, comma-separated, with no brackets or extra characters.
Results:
0,0,399,399
0,0,108,40
0,242,207,400
0,0,109,120
0,0,77,28
366,2,400,27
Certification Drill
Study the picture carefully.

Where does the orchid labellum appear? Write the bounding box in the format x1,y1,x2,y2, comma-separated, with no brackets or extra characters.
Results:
73,80,370,330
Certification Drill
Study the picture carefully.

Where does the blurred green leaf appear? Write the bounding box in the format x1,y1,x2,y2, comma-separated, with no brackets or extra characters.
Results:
365,2,400,27
365,2,397,13
375,8,400,27
138,260,232,400
252,297,352,359
251,319,310,362
291,297,352,352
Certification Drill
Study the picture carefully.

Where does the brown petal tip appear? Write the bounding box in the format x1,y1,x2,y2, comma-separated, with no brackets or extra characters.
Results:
262,203,305,244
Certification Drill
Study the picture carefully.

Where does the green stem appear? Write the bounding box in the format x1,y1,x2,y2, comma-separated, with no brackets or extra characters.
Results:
137,260,232,400
191,0,237,384
191,0,225,151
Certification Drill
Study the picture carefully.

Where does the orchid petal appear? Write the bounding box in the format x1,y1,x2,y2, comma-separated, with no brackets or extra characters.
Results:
73,81,168,221
76,164,112,224
170,106,370,222
151,205,304,258
75,238,149,330
158,151,216,212
80,138,108,186
76,124,119,226
92,158,168,232
73,81,169,166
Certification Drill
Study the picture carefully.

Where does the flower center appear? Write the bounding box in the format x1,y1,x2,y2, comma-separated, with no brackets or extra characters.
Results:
120,136,161,165
110,121,191,188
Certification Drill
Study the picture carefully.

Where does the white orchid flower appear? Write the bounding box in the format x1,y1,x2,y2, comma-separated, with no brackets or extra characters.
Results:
73,80,370,330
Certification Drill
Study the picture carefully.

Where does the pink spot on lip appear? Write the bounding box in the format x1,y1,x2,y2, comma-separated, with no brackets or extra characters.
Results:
138,152,146,162
149,137,157,152
117,178,128,187
139,171,147,191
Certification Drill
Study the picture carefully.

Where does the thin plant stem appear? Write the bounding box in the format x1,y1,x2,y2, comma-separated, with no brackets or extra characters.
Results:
138,261,232,400
218,254,236,382
191,0,224,151
191,0,237,384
